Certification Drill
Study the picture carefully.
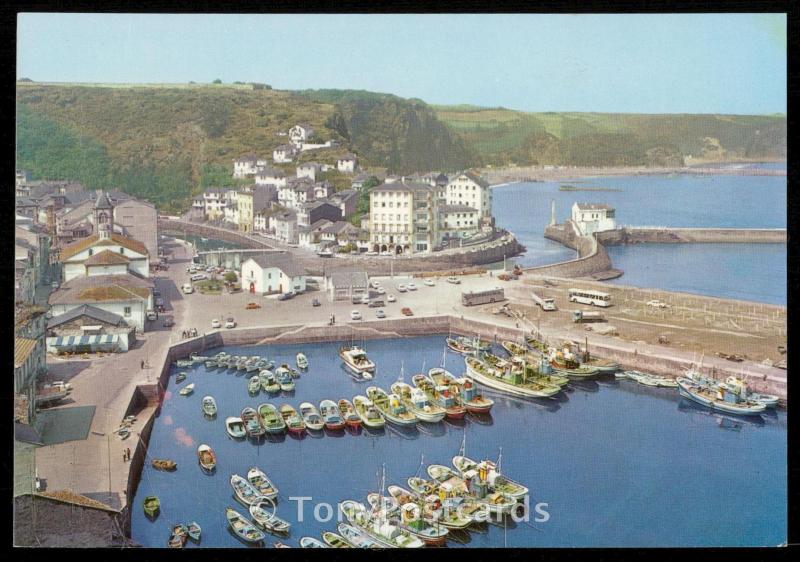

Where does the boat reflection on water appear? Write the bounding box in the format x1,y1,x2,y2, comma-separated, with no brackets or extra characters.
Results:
362,425,386,438
445,528,472,545
466,412,494,427
323,426,347,438
482,391,563,413
385,423,420,441
677,399,765,429
263,432,286,445
444,416,467,430
344,425,363,437
416,421,447,438
568,379,600,393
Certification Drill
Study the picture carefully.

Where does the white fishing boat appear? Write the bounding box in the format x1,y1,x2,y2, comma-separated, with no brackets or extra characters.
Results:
201,395,217,417
296,353,309,370
300,537,328,548
386,485,472,530
247,466,279,500
352,395,386,429
391,381,446,423
624,370,678,388
723,376,780,408
339,345,376,373
249,500,291,534
225,416,246,439
299,402,325,431
464,355,560,399
452,455,528,500
322,531,353,548
231,473,265,506
366,386,418,427
339,500,423,548
337,523,384,549
427,464,516,515
179,383,195,396
676,376,766,416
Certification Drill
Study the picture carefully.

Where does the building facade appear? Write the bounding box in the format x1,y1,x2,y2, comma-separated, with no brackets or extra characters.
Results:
571,202,617,235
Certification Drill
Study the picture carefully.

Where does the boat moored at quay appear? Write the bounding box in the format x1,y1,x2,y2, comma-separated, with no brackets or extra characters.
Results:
465,355,561,399
676,376,766,416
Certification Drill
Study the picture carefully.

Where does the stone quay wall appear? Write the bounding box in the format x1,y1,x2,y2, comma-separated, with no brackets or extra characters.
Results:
524,221,614,278
597,227,787,245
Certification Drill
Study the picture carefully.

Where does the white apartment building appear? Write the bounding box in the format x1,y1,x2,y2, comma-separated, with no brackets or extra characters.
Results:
571,202,617,235
369,181,437,254
233,155,267,178
446,171,492,224
255,167,287,188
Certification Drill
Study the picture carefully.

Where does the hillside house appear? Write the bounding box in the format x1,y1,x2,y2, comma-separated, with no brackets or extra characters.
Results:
337,154,358,174
241,253,306,295
272,144,296,164
289,123,315,147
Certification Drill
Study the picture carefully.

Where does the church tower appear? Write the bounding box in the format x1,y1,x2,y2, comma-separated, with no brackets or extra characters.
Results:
94,191,114,239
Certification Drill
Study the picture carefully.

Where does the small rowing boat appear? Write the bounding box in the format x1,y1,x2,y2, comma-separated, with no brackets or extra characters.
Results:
352,395,386,429
197,444,216,471
391,381,446,423
280,363,301,379
225,416,246,439
179,383,195,396
300,536,328,548
175,372,187,383
624,370,678,388
248,375,261,395
249,499,291,534
279,404,306,435
338,399,362,428
275,367,295,391
143,495,160,518
367,386,418,427
151,459,177,471
231,473,264,506
202,395,217,417
260,370,280,393
337,523,384,549
296,352,309,370
187,521,201,542
322,531,352,548
247,466,279,500
226,507,265,543
258,403,286,434
299,402,325,431
319,399,345,430
241,407,265,438
168,524,187,548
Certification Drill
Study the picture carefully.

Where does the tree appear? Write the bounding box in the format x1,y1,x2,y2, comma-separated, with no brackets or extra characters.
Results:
224,271,238,284
212,79,222,84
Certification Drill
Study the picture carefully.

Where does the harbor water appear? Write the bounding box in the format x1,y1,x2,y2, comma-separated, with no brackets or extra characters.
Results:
131,336,786,548
492,170,786,304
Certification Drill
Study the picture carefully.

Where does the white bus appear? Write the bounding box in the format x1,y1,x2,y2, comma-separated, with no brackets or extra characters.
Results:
568,288,611,307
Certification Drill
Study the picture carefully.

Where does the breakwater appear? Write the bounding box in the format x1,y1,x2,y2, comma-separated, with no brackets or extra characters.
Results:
598,227,787,245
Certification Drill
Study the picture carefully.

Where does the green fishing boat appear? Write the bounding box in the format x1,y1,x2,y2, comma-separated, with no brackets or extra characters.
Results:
143,495,160,518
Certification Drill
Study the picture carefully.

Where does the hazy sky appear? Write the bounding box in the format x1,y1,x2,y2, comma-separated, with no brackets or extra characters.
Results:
17,13,786,114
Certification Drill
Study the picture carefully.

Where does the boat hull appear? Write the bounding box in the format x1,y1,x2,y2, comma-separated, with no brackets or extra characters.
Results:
677,379,766,416
465,360,560,398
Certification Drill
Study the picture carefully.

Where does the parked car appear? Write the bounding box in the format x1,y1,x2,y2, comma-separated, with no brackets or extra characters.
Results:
312,298,321,307
360,294,370,305
225,317,236,329
375,309,386,319
211,319,221,329
423,279,435,287
51,281,60,289
369,300,385,308
277,292,293,301
246,302,261,310
190,273,207,281
162,316,175,328
370,280,381,289
350,310,362,321
155,297,165,307
397,284,407,292
407,282,417,291
377,287,386,294
401,307,413,316
646,300,669,308
446,276,461,284
146,311,158,321
387,294,396,303
182,283,194,294
153,289,162,298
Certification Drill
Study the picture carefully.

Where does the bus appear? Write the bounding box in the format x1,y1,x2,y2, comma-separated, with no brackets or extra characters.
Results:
568,288,611,307
461,288,505,307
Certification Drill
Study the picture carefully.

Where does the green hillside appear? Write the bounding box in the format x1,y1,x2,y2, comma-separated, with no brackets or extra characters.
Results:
433,106,787,167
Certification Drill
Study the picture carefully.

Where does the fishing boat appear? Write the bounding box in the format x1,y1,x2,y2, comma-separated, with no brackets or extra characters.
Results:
322,531,353,548
338,399,362,428
241,407,265,438
366,386,418,427
319,399,346,430
580,337,620,373
396,503,449,546
405,476,490,524
445,335,491,355
225,416,246,439
337,523,384,549
352,395,386,429
175,372,187,383
624,370,678,388
676,376,766,416
366,492,400,516
429,367,494,414
339,345,376,373
250,500,291,534
202,395,217,417
204,359,217,369
427,464,516,515
391,381,446,423
280,363,301,379
248,375,261,395
299,402,325,431
452,455,528,500
339,500,424,548
500,340,534,358
387,484,472,530
187,521,202,542
236,358,249,372
231,473,264,506
273,541,291,548
179,383,195,396
279,404,306,435
722,376,780,408
143,495,160,518
245,359,261,373
258,403,286,434
411,374,466,419
296,353,309,370
176,359,194,368
275,367,295,391
169,524,188,548
151,459,177,471
227,357,240,372
247,466,279,500
549,347,599,378
300,537,328,548
260,370,280,393
226,507,265,544
197,444,216,471
465,355,561,399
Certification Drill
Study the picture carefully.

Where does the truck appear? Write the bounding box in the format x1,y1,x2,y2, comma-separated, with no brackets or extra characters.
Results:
572,310,606,323
531,291,557,311
461,288,505,307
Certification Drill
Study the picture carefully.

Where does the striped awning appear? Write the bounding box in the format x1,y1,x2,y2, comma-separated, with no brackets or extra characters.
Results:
51,334,119,349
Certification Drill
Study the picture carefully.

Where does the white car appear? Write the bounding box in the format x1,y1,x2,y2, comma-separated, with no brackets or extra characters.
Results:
397,284,407,292
375,309,386,319
182,283,194,294
225,317,236,329
446,276,461,284
407,282,417,291
350,310,362,321
377,287,386,295
211,319,221,329
646,300,669,308
387,294,396,303
423,279,435,287
379,251,392,256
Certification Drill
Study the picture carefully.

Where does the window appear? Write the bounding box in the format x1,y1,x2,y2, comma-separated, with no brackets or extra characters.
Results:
120,247,125,254
88,249,93,256
123,306,131,317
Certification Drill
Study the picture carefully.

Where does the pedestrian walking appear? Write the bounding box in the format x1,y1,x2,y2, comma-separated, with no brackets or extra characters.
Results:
126,447,131,461
140,359,144,369
123,451,127,462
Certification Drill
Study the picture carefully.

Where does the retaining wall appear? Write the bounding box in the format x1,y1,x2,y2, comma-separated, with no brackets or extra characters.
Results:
523,222,613,278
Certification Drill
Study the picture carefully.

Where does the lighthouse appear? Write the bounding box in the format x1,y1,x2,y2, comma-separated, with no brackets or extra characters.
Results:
549,199,556,226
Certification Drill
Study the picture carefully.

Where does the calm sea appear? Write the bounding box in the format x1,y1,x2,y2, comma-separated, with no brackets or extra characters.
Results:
131,336,786,548
491,170,786,305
